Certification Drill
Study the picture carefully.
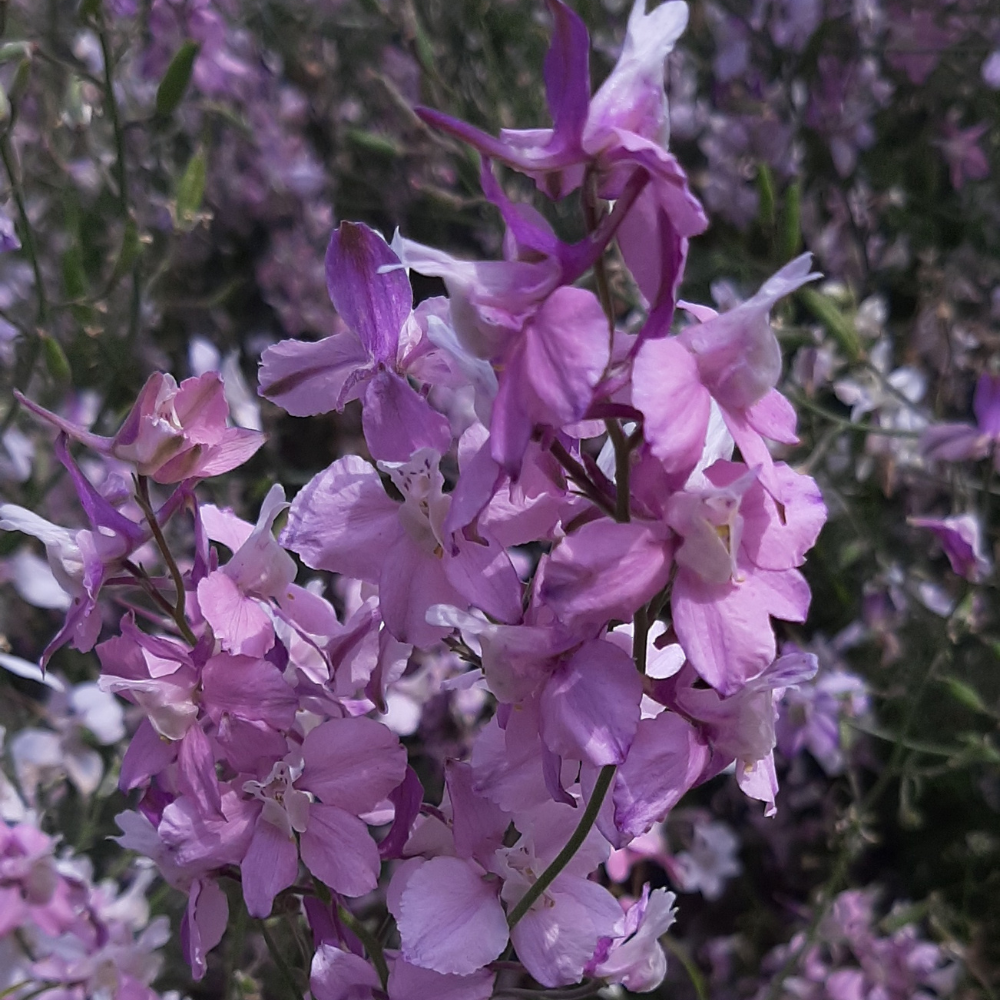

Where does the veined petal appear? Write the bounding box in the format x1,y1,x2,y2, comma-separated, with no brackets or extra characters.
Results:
327,221,412,364
300,717,407,813
301,803,382,897
282,455,402,582
396,857,508,975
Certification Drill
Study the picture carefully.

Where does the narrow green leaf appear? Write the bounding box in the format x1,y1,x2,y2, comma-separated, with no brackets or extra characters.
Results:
940,676,991,715
0,43,31,66
155,41,200,117
107,216,141,287
780,178,802,258
174,146,207,230
346,128,401,158
78,0,102,19
799,286,861,362
756,163,776,228
40,334,71,382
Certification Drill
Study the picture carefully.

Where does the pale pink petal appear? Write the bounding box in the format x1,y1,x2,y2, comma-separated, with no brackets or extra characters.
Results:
444,532,522,626
182,878,229,981
396,856,508,975
521,287,609,427
744,389,799,445
735,464,827,571
201,653,298,731
672,569,778,695
197,571,274,658
633,336,711,478
510,876,623,988
538,519,671,629
378,536,461,648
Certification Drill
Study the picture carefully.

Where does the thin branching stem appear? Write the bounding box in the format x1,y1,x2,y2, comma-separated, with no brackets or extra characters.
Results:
506,764,616,928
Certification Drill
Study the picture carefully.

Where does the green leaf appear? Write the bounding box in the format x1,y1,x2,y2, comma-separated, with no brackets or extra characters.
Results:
0,43,31,66
78,0,102,19
40,333,71,382
755,163,775,228
174,146,207,230
939,676,992,715
155,41,200,117
346,128,401,158
106,216,141,288
798,286,861,362
780,179,802,258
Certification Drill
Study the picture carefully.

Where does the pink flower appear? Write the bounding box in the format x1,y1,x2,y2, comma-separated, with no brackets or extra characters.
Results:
17,372,265,483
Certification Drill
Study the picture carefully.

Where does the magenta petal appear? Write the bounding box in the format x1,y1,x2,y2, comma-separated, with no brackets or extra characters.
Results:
300,717,407,813
446,762,509,866
201,653,297,731
119,717,177,792
542,0,590,146
362,370,452,462
613,713,710,838
396,857,508,975
177,724,222,819
259,333,372,416
540,639,641,766
388,956,495,1000
301,803,381,898
490,349,534,475
538,519,671,629
241,817,299,918
282,455,402,581
182,878,228,981
974,372,1000,436
522,287,609,427
327,221,412,364
311,944,381,1000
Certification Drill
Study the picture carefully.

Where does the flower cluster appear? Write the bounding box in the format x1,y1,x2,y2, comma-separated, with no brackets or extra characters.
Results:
0,1,838,994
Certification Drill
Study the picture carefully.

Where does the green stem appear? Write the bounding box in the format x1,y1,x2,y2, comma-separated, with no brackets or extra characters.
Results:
258,919,301,999
661,935,709,1000
97,21,128,216
790,392,921,438
549,439,617,520
633,603,649,674
604,418,631,523
338,905,390,989
506,764,616,928
0,134,46,323
133,477,197,645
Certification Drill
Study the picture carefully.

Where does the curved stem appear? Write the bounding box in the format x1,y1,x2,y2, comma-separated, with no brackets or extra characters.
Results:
133,477,197,646
506,763,616,929
338,905,390,989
